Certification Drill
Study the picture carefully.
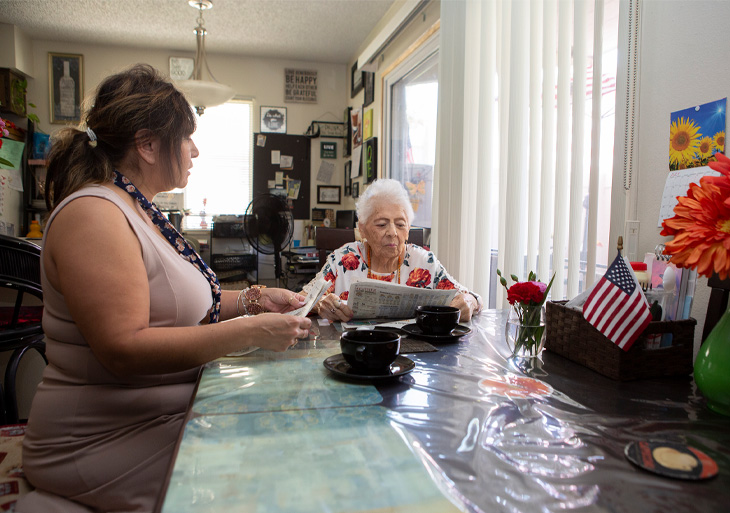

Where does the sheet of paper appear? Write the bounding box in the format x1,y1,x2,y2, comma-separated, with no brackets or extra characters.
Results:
0,138,25,170
286,276,330,317
271,150,281,165
280,155,294,170
275,171,284,185
658,166,720,227
347,280,457,319
7,168,23,192
351,146,362,179
316,160,335,183
256,134,267,147
342,319,416,330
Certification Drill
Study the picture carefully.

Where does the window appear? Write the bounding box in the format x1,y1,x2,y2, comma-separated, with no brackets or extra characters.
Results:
434,0,620,306
384,33,439,228
180,101,252,230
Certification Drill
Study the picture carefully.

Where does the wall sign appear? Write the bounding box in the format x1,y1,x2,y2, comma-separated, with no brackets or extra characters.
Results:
285,68,318,103
321,142,337,159
260,106,287,134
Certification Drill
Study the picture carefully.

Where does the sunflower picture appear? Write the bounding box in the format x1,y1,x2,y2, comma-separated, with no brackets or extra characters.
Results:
669,98,726,170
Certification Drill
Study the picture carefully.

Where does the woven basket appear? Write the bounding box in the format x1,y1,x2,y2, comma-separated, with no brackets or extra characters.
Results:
545,301,696,381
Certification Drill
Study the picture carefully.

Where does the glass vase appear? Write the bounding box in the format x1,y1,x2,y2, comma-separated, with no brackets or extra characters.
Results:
694,305,730,417
505,304,546,358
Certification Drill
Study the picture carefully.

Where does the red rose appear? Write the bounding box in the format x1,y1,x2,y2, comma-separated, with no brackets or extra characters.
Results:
507,281,545,305
406,268,432,288
436,279,455,290
339,291,349,300
325,271,335,283
340,253,360,271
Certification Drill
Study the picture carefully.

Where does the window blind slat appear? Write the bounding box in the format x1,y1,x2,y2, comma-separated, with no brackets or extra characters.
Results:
567,0,589,299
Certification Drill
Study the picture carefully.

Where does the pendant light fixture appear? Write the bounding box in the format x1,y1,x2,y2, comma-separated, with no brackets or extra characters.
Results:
176,0,235,115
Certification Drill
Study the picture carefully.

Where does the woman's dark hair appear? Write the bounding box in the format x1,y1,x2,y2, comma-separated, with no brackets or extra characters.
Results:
45,63,196,211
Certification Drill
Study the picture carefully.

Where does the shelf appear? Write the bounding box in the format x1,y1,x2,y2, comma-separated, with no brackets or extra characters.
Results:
28,159,48,166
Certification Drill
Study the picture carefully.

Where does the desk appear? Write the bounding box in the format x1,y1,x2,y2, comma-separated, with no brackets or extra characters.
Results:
157,311,730,512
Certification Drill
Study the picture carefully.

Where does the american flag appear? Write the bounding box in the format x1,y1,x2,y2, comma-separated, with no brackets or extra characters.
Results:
582,251,652,351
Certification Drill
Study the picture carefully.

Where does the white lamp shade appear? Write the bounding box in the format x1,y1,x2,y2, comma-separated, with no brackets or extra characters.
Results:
177,79,235,109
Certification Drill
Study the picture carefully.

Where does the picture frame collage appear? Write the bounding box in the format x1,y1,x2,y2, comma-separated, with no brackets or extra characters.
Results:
343,67,377,201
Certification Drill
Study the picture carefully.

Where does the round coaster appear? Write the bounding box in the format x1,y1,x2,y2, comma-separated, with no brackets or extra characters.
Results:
478,375,553,398
624,441,719,480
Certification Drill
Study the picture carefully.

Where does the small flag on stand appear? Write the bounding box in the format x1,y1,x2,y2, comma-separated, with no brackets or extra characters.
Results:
583,248,652,351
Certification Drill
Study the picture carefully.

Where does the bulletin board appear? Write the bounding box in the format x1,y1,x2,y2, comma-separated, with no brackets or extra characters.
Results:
253,132,311,219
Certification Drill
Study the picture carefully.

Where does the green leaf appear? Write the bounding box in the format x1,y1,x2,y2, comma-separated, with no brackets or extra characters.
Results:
0,157,14,167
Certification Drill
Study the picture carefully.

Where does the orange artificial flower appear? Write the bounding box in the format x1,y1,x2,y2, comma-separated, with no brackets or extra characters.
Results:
660,152,730,279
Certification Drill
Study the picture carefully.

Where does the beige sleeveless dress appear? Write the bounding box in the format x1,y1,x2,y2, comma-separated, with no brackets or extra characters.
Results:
18,185,212,513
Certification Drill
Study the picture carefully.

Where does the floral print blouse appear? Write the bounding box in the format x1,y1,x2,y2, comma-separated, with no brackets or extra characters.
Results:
302,241,482,307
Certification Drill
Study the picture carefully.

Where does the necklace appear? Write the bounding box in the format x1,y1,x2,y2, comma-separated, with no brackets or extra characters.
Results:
366,244,402,284
112,170,222,323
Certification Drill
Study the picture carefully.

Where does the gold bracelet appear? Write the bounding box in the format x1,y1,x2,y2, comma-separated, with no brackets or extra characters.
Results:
243,285,267,315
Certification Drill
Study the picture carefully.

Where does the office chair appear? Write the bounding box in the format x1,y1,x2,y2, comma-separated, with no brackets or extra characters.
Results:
0,235,47,424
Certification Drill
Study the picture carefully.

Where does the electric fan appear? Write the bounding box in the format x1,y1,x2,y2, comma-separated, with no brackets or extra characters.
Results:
244,194,294,286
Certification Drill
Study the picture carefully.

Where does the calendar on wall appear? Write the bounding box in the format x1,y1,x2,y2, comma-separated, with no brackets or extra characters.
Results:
658,166,720,227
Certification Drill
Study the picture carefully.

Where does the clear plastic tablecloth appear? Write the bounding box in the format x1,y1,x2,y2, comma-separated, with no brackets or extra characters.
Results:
159,310,730,513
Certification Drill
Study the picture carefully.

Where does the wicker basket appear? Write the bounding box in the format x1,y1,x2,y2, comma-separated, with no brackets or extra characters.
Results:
545,301,696,381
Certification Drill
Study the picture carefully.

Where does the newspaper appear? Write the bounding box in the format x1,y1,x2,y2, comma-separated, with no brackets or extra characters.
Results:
348,280,458,319
286,276,330,317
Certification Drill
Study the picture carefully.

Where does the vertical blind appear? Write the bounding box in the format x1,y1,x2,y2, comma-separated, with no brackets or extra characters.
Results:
434,0,618,307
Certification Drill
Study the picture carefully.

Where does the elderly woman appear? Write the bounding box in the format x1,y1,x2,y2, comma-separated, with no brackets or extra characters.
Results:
306,179,481,322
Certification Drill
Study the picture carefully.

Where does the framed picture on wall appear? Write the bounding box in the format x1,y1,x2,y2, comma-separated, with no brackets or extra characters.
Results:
318,185,341,205
363,71,375,107
364,137,378,183
49,52,84,124
352,181,360,199
350,62,364,98
260,106,287,133
343,106,352,157
344,161,352,196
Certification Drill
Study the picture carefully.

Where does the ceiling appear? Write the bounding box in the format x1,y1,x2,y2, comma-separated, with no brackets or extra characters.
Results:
0,0,397,64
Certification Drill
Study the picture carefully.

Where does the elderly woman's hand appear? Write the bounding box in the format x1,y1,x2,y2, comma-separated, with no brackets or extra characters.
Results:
316,293,354,322
450,292,478,322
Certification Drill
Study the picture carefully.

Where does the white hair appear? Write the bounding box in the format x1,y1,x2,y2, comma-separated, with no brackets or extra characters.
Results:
355,178,415,225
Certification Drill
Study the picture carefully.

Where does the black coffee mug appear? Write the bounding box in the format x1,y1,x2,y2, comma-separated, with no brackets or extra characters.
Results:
415,305,460,335
340,330,400,373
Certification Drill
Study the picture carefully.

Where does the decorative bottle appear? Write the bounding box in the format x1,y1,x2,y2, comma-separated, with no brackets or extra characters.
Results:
59,60,75,118
26,220,43,239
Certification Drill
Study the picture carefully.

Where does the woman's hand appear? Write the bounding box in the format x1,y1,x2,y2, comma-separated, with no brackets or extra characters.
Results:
261,288,307,313
316,293,354,322
246,312,312,352
450,292,477,322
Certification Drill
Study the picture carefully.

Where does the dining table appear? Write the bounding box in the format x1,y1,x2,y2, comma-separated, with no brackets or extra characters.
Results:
155,309,730,513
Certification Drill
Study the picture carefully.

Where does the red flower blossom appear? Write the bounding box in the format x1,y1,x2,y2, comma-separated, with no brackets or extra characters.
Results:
340,253,360,271
660,152,730,279
506,281,546,305
339,291,349,301
406,268,431,288
324,271,335,283
436,279,455,290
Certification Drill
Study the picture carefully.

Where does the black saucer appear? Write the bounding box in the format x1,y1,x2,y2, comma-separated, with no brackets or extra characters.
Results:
401,323,471,342
323,354,415,380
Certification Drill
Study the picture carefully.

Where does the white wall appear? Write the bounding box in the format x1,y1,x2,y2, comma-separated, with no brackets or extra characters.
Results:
634,0,730,355
346,0,441,198
24,39,348,216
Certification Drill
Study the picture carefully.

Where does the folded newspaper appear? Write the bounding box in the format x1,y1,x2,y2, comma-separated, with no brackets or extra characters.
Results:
348,279,457,319
286,276,330,317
